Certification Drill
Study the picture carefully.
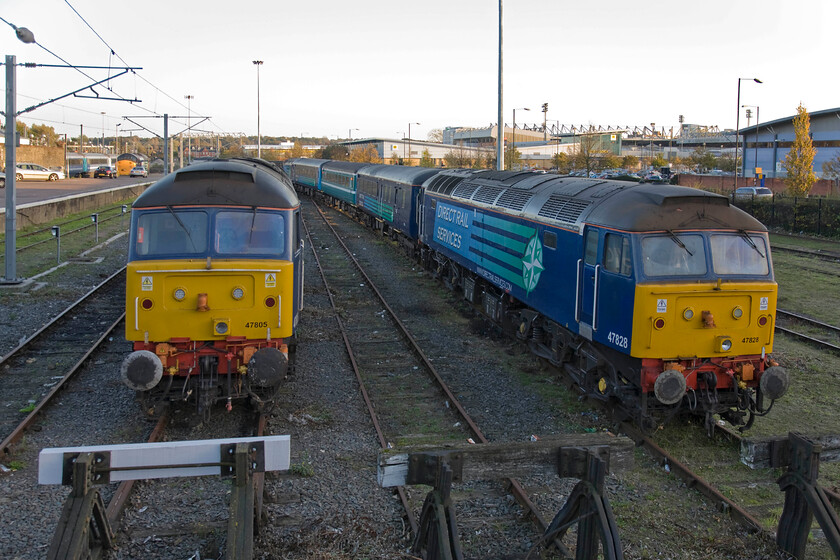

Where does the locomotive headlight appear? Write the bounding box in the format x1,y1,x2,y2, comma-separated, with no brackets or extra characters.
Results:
682,308,695,321
173,287,186,301
717,336,733,353
653,317,666,330
732,306,744,319
214,319,230,335
232,286,245,300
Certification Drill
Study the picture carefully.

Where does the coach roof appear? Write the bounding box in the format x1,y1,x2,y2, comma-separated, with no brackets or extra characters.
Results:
133,158,299,209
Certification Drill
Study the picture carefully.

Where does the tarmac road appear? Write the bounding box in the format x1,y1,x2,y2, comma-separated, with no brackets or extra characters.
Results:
8,174,160,206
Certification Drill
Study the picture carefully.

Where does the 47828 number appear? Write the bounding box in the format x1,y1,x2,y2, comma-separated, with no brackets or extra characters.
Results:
608,332,629,349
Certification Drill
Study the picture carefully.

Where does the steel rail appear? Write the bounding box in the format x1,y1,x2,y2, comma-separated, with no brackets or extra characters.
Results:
620,422,768,534
105,409,169,525
0,312,125,457
301,205,418,535
308,200,552,537
777,309,840,336
0,266,126,369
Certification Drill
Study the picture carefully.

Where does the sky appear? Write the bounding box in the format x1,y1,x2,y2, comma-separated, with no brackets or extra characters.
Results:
1,0,838,144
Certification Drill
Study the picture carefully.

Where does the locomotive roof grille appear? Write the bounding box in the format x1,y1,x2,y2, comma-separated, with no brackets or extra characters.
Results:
496,189,535,211
472,185,505,205
452,182,481,199
174,170,254,183
537,194,591,224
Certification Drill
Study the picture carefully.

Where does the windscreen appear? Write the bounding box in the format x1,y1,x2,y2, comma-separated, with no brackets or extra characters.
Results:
134,210,208,256
710,234,769,275
641,234,707,277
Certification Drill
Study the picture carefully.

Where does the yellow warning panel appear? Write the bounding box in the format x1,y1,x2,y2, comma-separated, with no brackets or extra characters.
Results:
141,276,153,291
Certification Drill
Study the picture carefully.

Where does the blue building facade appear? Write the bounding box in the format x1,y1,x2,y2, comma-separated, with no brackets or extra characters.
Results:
740,107,840,179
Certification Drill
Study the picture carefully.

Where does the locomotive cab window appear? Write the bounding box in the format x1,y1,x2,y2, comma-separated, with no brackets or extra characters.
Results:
641,234,706,277
543,231,557,250
604,233,632,276
584,230,599,265
135,210,207,256
215,211,285,256
710,233,769,276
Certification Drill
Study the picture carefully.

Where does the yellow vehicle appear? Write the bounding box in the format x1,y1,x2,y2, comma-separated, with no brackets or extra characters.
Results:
122,159,303,415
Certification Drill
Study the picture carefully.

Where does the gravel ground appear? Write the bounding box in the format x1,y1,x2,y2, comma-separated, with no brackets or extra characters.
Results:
0,202,795,559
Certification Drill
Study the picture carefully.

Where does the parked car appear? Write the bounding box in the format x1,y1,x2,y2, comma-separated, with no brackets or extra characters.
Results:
734,186,774,200
0,172,4,188
129,165,149,178
15,163,64,181
93,165,118,178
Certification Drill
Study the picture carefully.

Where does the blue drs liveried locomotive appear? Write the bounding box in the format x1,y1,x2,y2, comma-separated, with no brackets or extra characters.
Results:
287,159,788,432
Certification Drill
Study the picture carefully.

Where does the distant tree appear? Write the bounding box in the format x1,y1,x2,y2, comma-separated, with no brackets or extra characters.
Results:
427,128,443,143
717,154,736,172
783,103,817,196
573,134,605,176
822,151,840,180
689,147,716,173
552,152,571,173
349,145,380,163
621,155,639,170
602,154,622,170
419,149,434,167
319,144,349,160
389,151,401,165
651,154,668,169
289,142,305,158
504,145,523,169
221,143,245,158
444,149,473,168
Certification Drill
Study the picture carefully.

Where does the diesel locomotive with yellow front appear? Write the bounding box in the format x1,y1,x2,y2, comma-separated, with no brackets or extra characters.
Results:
289,159,790,432
121,159,303,415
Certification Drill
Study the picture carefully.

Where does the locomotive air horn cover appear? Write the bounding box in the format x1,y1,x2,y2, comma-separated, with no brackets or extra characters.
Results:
247,347,288,387
121,350,163,391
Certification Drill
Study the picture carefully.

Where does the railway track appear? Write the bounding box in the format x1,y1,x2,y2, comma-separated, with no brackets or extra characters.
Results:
771,243,840,264
308,198,838,558
302,199,561,554
0,267,126,457
776,308,840,353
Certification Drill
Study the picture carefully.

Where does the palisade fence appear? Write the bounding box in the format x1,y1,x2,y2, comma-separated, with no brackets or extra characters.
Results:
732,196,840,238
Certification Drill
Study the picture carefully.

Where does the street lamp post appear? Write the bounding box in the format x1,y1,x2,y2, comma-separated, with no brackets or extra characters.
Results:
742,104,760,185
650,122,655,166
184,94,194,163
100,112,105,151
512,107,529,169
407,122,420,166
115,123,121,157
252,60,263,158
735,77,762,190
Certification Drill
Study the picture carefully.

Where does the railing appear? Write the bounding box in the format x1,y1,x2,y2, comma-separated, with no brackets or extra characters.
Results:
732,195,840,239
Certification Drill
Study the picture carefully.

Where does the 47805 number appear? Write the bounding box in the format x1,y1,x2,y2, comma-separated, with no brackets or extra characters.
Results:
245,321,268,328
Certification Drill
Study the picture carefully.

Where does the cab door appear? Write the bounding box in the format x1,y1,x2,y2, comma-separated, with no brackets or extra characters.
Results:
577,228,600,340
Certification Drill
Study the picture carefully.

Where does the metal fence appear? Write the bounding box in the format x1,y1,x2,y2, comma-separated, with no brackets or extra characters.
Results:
732,196,840,238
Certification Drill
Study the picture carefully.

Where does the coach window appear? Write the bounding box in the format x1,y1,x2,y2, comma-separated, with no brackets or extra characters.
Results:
544,231,557,250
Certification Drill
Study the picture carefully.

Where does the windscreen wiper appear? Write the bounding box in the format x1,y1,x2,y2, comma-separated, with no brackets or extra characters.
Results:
166,206,198,251
739,230,765,258
667,230,693,256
